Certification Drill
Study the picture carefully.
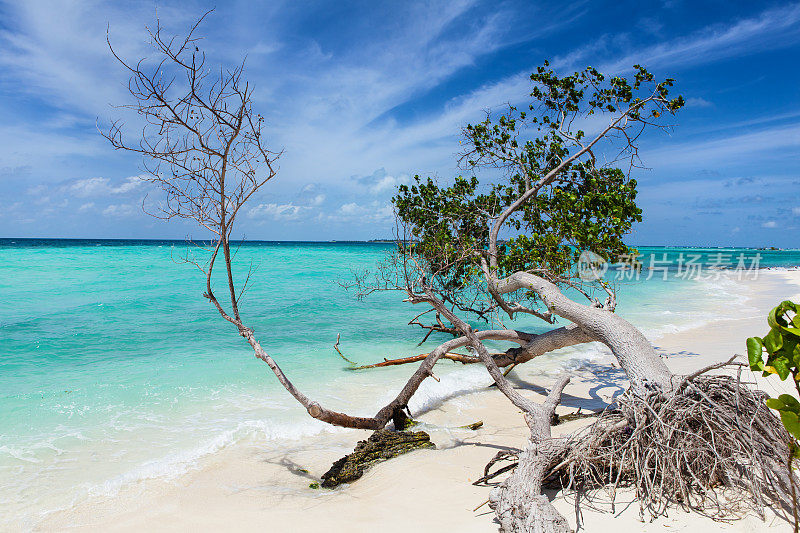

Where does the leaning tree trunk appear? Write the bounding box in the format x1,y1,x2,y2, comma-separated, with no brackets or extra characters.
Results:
489,389,572,533
485,272,678,532
495,272,675,394
425,294,578,532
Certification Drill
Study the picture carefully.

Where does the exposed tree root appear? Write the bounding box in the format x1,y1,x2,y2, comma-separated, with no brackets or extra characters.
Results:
474,450,521,486
554,373,796,521
480,371,799,530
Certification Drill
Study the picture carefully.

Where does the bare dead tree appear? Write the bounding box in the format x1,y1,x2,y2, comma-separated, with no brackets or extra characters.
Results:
105,16,796,533
103,12,505,431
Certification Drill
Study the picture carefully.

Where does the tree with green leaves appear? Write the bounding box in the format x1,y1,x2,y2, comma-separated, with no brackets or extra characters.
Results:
377,63,687,530
353,63,797,530
387,62,682,396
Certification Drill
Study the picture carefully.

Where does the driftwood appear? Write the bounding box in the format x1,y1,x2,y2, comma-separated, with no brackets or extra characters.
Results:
351,352,480,369
320,429,435,488
332,333,359,365
552,409,599,426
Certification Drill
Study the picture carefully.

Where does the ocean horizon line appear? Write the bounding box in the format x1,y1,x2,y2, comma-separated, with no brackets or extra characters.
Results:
1,237,798,251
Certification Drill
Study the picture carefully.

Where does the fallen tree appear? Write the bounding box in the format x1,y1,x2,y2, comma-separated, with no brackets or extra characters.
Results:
105,13,797,532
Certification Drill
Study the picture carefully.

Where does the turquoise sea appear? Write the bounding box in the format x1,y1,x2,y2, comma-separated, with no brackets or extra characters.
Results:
1,240,799,527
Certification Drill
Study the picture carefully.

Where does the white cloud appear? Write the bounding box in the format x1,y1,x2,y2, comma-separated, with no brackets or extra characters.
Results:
62,176,145,197
352,169,410,196
5,3,797,195
37,197,68,215
685,97,713,108
0,124,102,169
0,2,192,117
1,2,799,241
248,202,305,221
762,220,778,228
644,122,800,169
276,2,800,183
339,202,361,216
65,177,109,197
78,202,94,212
396,1,800,159
102,203,137,217
792,207,800,216
369,174,408,195
111,176,145,194
330,201,394,223
597,3,800,74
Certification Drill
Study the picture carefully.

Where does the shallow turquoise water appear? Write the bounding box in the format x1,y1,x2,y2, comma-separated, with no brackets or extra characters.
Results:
0,240,798,526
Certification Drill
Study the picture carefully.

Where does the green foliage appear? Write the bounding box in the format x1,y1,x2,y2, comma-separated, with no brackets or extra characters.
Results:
393,175,494,290
498,167,641,278
766,395,800,441
392,61,683,312
394,167,641,286
748,301,800,380
747,300,800,451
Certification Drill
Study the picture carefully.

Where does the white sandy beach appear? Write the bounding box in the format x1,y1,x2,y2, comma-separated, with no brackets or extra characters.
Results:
38,270,800,532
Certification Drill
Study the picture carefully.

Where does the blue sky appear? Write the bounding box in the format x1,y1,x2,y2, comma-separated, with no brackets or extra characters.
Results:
0,0,798,246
